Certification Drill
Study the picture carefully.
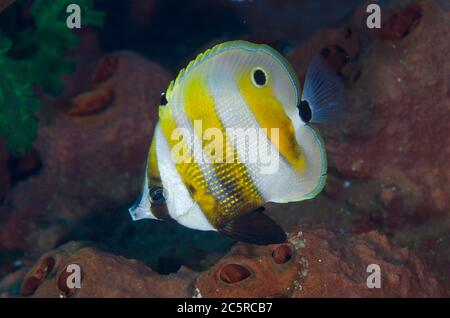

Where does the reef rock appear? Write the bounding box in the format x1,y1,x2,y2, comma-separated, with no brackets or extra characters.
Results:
196,241,300,298
215,0,368,43
20,242,197,298
333,0,449,224
196,228,447,298
0,51,171,253
13,228,448,298
291,0,449,223
292,229,446,297
287,0,449,282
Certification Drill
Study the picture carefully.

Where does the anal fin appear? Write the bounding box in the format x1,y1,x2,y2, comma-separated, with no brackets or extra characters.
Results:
219,207,286,245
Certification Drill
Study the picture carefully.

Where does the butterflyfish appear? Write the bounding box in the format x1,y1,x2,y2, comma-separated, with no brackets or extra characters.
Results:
129,40,345,245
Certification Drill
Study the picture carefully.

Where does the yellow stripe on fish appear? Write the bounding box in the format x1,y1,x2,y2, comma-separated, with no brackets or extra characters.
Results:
147,133,160,185
182,74,264,221
129,40,335,245
158,105,218,223
145,132,171,220
237,71,306,173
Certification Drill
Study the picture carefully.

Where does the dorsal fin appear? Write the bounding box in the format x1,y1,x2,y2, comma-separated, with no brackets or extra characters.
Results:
166,45,216,100
165,40,298,102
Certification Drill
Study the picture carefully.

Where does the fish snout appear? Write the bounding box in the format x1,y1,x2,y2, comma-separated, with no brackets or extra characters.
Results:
128,192,157,221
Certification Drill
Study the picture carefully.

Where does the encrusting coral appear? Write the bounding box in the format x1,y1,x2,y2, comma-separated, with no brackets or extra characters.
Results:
16,228,448,298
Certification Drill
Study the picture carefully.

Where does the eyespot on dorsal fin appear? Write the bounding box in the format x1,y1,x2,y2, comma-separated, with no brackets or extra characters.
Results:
160,92,168,106
219,207,287,245
300,55,346,124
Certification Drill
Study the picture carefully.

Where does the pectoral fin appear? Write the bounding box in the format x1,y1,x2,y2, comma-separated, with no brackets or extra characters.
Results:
301,54,346,124
219,207,286,245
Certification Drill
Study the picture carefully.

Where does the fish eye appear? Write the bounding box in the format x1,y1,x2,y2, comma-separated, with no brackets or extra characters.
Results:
160,92,168,106
251,67,268,87
149,186,167,204
298,100,312,123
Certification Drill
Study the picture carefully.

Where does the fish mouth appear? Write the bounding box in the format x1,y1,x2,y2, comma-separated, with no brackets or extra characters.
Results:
128,193,144,221
128,192,156,221
128,206,143,222
129,192,143,213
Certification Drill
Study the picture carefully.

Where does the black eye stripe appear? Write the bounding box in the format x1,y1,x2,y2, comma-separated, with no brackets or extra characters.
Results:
253,69,267,86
